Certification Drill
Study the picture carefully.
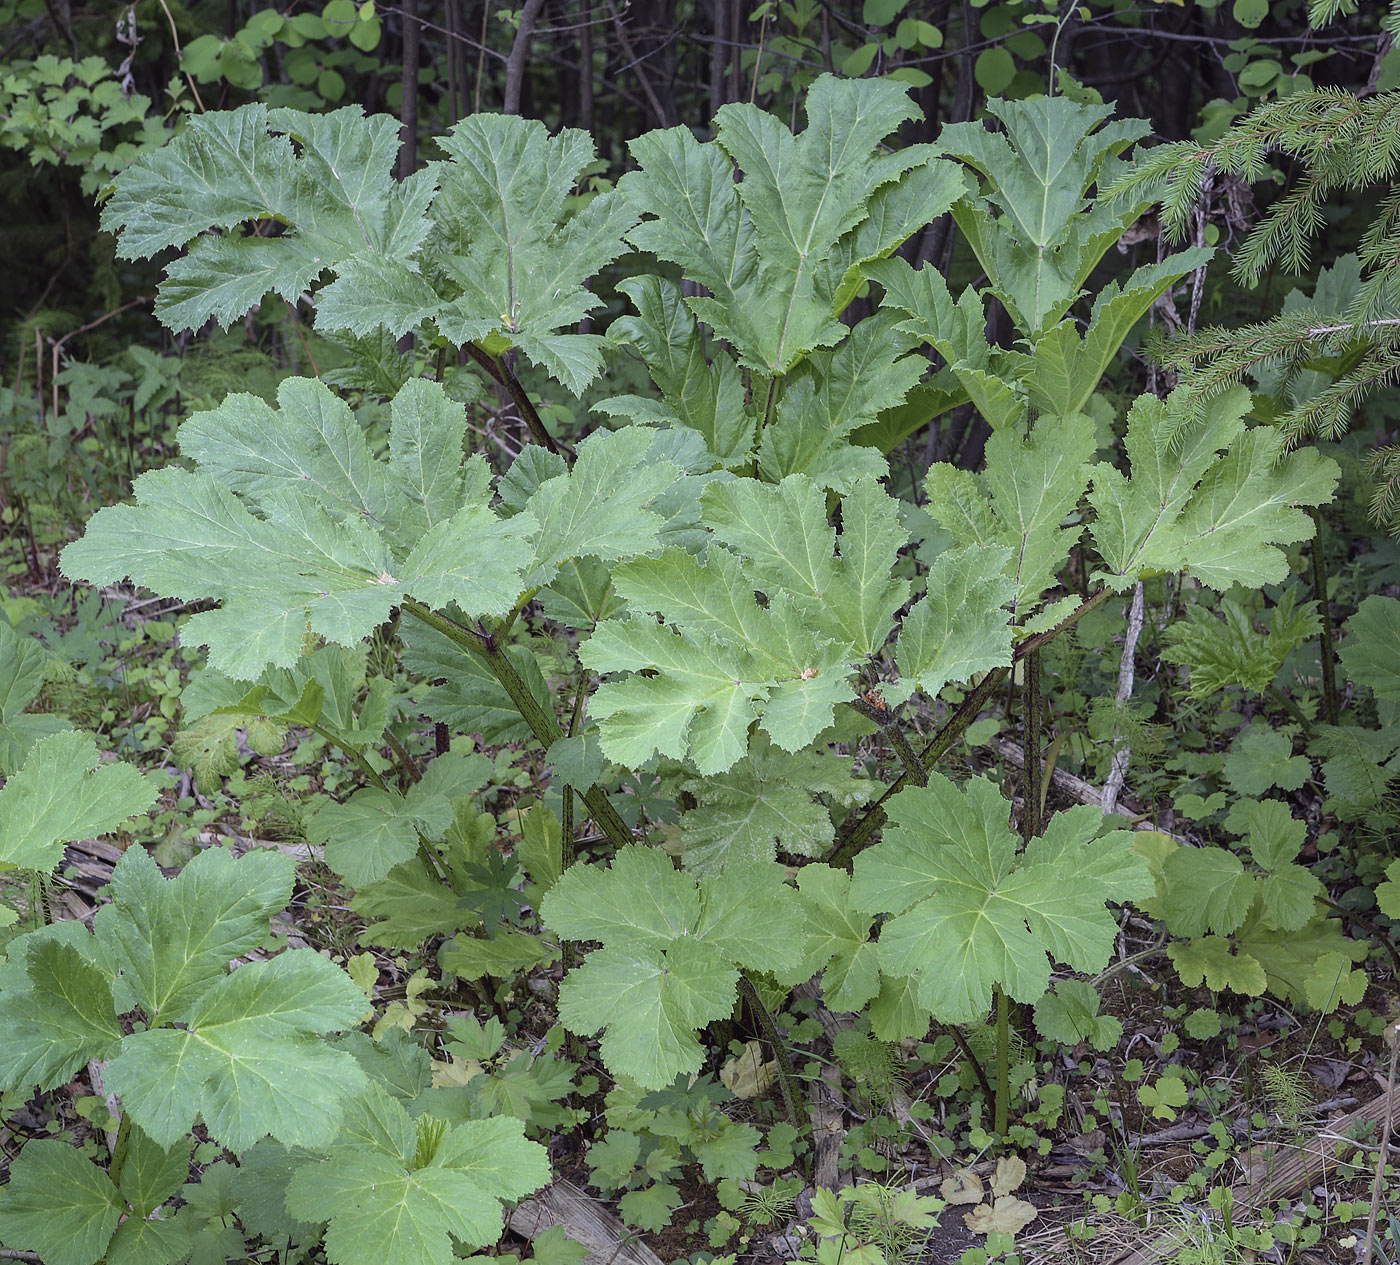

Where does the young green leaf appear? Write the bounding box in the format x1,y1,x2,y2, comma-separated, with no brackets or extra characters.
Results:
1088,386,1339,592
850,776,1151,1024
542,847,804,1088
0,729,156,874
0,1139,124,1265
286,1083,550,1265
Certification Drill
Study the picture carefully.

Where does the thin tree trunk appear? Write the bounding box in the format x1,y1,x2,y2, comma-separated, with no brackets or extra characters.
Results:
398,0,420,179
579,0,595,134
504,0,548,114
446,0,460,124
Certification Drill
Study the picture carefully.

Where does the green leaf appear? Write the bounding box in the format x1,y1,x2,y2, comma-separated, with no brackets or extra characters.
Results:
105,1216,191,1265
61,377,534,680
938,97,1149,333
584,475,890,774
440,930,560,982
102,105,428,331
891,543,1015,704
353,859,479,948
0,621,68,774
1022,250,1213,417
286,1085,550,1265
0,729,156,874
309,755,485,889
1167,936,1267,995
622,75,948,374
1088,386,1339,592
1159,846,1254,937
522,428,681,588
924,415,1095,620
0,1140,123,1265
1224,724,1309,795
117,1126,192,1217
1378,859,1400,919
677,736,876,873
542,847,804,1088
851,775,1150,1023
620,1182,683,1233
782,866,881,1013
0,939,123,1093
1033,979,1122,1051
95,845,296,1022
1161,587,1318,698
1339,595,1400,700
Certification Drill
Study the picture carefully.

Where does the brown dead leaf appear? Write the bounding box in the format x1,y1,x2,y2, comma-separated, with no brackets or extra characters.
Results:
963,1196,1038,1236
719,1040,775,1098
990,1154,1026,1198
939,1170,985,1205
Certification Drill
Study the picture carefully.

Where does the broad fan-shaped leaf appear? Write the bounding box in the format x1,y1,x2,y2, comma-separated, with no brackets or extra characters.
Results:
0,729,156,874
1088,386,1338,592
0,1140,124,1265
938,97,1149,333
0,621,69,774
780,866,881,1013
1339,595,1400,701
923,415,1095,621
620,74,959,374
677,736,876,873
94,845,296,1022
286,1084,550,1265
105,946,369,1152
102,107,633,394
61,377,534,680
584,476,907,773
541,847,805,1087
0,938,123,1093
850,775,1150,1024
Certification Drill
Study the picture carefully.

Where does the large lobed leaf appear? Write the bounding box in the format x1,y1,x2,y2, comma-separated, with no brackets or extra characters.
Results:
101,107,634,394
850,777,1152,1025
541,847,805,1087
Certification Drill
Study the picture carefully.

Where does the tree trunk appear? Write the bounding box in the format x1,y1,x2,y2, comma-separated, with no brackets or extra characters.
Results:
504,0,548,114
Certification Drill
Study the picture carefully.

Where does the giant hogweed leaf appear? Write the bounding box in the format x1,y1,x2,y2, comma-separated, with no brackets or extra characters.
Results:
891,544,1016,705
0,939,123,1092
676,736,877,873
586,477,907,772
779,867,881,1014
105,946,370,1151
0,1140,124,1265
866,257,1029,433
542,846,804,1087
61,377,534,680
0,729,156,874
621,75,956,374
95,846,295,1022
1087,386,1339,592
923,414,1096,621
1338,595,1400,701
850,775,1151,1024
410,114,639,393
0,621,69,773
604,275,754,466
758,311,925,492
938,97,1149,332
308,751,490,887
1022,250,1214,417
101,105,433,331
521,427,682,587
286,1083,549,1265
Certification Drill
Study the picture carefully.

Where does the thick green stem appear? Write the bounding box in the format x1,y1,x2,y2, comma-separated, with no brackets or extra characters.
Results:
305,722,390,792
827,588,1114,869
1310,507,1340,728
463,342,563,457
401,599,633,853
847,697,928,786
994,987,1010,1138
1022,647,1042,839
107,1115,132,1191
737,974,808,1131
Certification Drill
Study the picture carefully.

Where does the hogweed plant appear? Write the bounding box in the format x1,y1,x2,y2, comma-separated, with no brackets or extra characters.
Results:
0,77,1364,1265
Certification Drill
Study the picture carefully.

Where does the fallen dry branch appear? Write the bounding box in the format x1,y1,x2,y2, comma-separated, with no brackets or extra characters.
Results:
508,1180,667,1265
